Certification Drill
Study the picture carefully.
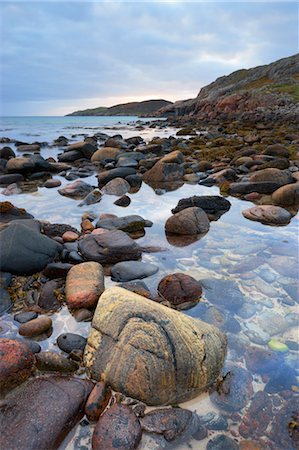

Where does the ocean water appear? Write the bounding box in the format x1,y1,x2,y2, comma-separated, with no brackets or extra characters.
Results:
0,117,298,450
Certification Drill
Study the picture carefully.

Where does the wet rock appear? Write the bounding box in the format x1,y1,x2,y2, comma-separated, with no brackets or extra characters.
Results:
0,146,15,159
230,181,282,195
62,141,96,160
207,434,239,450
114,195,131,207
84,287,227,406
0,375,93,450
119,280,152,298
42,222,79,238
14,311,38,323
157,273,203,309
57,333,87,354
165,207,210,235
73,308,93,322
268,255,298,278
96,214,152,232
0,287,12,315
19,316,52,337
249,168,293,186
111,261,159,282
200,412,228,430
36,351,79,373
256,310,288,336
126,173,142,188
239,391,272,439
242,205,292,225
78,189,102,206
143,160,184,183
102,177,131,196
1,182,22,196
210,364,253,412
0,173,24,185
66,262,104,309
17,143,40,153
91,147,121,162
0,338,35,395
78,230,142,264
268,396,299,449
172,195,231,220
43,262,73,278
38,280,61,311
58,180,94,199
92,403,142,450
85,382,112,422
0,271,12,288
272,182,299,206
201,278,245,311
15,338,41,354
264,363,297,393
0,223,62,274
43,179,61,188
62,231,79,242
98,167,136,187
0,201,33,223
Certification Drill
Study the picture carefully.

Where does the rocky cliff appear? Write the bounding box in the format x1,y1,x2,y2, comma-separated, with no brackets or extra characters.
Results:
156,54,299,123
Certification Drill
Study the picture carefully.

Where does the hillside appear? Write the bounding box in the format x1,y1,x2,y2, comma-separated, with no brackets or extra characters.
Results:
67,99,172,117
155,54,299,122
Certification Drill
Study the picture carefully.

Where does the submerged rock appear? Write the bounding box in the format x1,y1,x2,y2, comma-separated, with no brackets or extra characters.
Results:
65,262,104,309
110,261,159,282
0,376,93,450
84,287,227,406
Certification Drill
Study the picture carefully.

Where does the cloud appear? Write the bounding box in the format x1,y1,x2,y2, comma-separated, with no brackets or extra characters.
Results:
0,1,297,115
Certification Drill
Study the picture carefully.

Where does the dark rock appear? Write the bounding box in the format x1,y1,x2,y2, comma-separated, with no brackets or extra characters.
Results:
19,316,52,337
57,333,87,354
126,173,142,188
111,261,159,282
0,338,35,395
85,382,112,422
268,396,299,450
38,280,61,311
92,403,142,450
210,364,253,412
201,278,245,311
165,207,210,235
0,146,15,159
0,174,24,185
200,412,228,431
171,195,231,220
158,273,203,309
78,189,102,206
17,143,40,153
96,214,152,232
230,181,283,195
78,230,142,264
98,167,136,187
42,223,79,238
14,311,38,323
264,144,289,158
242,205,292,225
0,287,12,315
114,195,131,207
36,351,79,373
14,338,41,354
0,201,33,223
272,182,299,206
119,280,152,298
43,262,73,278
73,308,93,322
102,177,130,195
0,223,61,274
0,272,12,288
207,434,239,450
58,180,94,199
0,376,93,450
239,391,272,439
43,179,61,188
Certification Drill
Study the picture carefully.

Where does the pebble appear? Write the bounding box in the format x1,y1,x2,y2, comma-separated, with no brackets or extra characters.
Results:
14,311,38,323
85,382,112,422
18,316,52,337
57,333,87,354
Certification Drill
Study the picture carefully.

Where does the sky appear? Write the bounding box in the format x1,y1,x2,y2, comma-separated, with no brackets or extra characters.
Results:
0,1,298,116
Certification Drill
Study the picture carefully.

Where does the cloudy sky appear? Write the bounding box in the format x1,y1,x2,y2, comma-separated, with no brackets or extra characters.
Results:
0,1,298,116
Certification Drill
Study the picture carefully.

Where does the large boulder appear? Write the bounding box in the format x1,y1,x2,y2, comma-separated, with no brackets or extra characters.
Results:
66,262,105,309
249,168,293,186
0,223,62,274
143,161,184,183
0,202,33,223
242,205,292,226
0,174,24,185
272,182,299,206
172,195,231,220
64,141,96,159
91,147,121,163
0,376,93,450
84,287,227,406
229,181,282,195
165,207,210,235
78,230,142,264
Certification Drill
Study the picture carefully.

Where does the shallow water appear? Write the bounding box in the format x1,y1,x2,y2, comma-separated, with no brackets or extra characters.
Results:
1,117,298,450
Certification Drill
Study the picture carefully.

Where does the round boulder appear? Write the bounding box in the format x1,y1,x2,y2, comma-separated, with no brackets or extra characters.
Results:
242,205,292,225
165,207,210,235
65,262,104,309
84,287,227,406
158,273,203,309
249,168,293,186
272,182,299,206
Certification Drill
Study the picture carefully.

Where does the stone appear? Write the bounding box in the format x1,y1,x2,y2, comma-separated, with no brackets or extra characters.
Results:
244,346,280,375
62,231,79,242
42,222,79,238
0,376,93,450
201,279,245,311
242,205,292,225
19,316,52,337
210,364,253,412
239,391,272,439
207,434,239,450
17,143,40,153
57,333,87,354
264,144,289,158
85,382,112,422
43,179,61,188
230,182,283,195
96,214,152,233
65,141,96,159
36,351,79,372
78,189,102,206
0,174,24,185
58,180,94,199
0,338,35,395
1,182,22,196
157,273,203,309
0,201,33,223
110,261,159,282
160,150,184,164
249,168,293,186
143,161,184,183
0,287,12,315
38,280,61,311
98,167,136,187
272,182,299,206
102,177,130,196
165,207,210,235
43,262,73,278
91,147,121,162
84,287,227,406
0,146,15,159
65,262,104,310
0,223,61,274
114,195,131,207
92,403,142,450
14,311,38,323
197,160,213,171
78,231,142,265
172,195,231,220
